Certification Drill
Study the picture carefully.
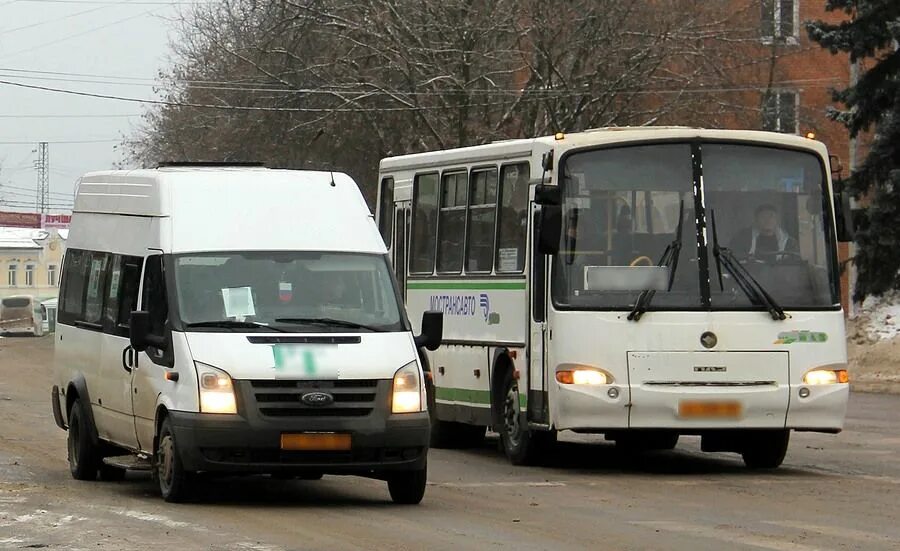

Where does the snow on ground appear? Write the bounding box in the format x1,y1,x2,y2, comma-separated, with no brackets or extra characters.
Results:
851,291,900,342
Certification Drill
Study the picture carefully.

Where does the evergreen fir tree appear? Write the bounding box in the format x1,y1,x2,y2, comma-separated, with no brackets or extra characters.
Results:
806,0,900,300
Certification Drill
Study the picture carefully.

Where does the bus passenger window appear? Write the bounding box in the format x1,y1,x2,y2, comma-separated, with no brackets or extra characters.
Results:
465,168,498,273
437,171,468,273
378,177,394,248
410,173,439,273
496,163,529,273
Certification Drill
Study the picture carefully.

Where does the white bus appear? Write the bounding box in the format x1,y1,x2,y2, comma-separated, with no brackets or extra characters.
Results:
377,127,854,468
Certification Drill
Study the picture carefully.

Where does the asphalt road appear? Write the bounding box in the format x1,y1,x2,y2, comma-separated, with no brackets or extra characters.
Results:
1,336,899,551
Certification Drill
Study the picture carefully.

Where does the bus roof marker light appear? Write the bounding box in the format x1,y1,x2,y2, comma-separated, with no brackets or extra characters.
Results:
806,132,816,140
555,132,565,141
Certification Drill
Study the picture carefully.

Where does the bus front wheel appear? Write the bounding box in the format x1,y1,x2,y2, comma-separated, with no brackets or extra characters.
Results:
499,370,555,465
741,430,790,469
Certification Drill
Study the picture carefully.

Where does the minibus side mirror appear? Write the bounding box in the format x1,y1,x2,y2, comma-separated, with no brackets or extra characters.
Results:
415,310,443,351
537,205,562,255
130,311,165,352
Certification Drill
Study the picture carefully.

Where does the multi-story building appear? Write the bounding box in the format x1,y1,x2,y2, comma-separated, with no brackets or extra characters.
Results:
0,227,67,301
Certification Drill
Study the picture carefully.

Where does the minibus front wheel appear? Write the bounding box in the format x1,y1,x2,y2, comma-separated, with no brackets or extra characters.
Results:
387,464,427,505
156,417,194,502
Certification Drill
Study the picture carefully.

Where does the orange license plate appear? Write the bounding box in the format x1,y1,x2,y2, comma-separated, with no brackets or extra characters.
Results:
280,433,351,451
678,401,743,419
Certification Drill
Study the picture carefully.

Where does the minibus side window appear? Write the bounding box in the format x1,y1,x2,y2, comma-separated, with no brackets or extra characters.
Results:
141,255,169,338
83,252,110,325
59,249,88,325
103,254,143,337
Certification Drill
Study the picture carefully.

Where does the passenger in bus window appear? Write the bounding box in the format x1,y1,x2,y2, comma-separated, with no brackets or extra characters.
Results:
611,204,634,266
729,204,798,262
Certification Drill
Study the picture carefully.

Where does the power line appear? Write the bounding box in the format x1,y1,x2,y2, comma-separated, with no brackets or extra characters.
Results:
0,138,120,144
0,113,141,118
2,2,113,34
0,8,159,61
12,0,202,4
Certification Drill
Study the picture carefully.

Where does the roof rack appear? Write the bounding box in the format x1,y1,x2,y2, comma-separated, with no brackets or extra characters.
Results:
156,161,266,168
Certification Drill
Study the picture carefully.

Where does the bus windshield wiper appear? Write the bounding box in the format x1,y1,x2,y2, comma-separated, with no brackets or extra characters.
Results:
274,317,386,332
185,320,290,332
711,211,786,321
628,201,685,322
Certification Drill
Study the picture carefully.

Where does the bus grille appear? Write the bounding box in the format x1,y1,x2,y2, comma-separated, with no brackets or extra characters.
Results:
247,379,380,418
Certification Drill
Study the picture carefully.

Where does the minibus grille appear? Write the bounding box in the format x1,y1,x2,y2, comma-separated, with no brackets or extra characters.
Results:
247,379,380,418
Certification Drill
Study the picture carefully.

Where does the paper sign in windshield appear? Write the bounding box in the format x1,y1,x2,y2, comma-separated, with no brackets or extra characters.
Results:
498,248,519,272
221,286,256,319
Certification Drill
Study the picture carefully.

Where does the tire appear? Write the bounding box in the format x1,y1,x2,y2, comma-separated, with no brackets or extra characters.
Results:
498,370,556,465
98,464,127,482
387,465,427,505
67,399,101,481
156,417,194,502
742,430,790,469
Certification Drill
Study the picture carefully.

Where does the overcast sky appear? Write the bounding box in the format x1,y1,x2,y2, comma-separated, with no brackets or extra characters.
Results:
0,0,193,213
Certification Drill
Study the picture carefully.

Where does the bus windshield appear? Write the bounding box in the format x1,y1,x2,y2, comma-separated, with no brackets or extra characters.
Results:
173,251,405,332
553,142,839,312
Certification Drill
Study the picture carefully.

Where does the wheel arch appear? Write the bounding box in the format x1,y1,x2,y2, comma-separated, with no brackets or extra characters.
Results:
490,348,515,428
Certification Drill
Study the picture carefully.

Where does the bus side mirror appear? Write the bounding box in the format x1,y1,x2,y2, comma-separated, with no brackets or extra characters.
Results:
535,184,560,206
415,310,443,351
833,182,855,243
537,205,562,255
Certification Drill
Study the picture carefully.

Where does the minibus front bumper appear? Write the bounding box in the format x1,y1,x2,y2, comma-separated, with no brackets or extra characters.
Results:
167,379,429,475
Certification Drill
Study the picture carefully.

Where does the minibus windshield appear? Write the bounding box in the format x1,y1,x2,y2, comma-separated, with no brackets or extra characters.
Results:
173,251,405,333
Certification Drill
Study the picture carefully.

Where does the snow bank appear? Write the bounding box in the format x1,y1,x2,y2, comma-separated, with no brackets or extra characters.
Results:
852,291,900,341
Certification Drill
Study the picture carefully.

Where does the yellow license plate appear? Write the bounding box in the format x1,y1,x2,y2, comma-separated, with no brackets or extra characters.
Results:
678,401,743,419
280,433,351,451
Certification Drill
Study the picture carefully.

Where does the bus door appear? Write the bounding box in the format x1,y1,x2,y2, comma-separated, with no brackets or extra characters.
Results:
393,201,411,299
527,202,550,424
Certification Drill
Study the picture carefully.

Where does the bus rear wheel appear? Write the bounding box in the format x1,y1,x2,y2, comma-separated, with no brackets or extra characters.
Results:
741,430,790,469
499,370,555,465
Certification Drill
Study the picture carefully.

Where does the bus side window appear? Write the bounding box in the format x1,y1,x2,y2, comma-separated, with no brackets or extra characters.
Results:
466,167,498,273
496,163,530,273
141,255,169,338
410,173,439,274
83,252,110,325
378,177,394,248
437,170,468,273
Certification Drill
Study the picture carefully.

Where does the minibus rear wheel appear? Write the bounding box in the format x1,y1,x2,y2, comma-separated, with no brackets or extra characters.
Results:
67,399,101,481
387,464,427,505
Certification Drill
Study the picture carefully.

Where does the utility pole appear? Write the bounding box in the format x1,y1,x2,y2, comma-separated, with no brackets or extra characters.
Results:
34,142,49,214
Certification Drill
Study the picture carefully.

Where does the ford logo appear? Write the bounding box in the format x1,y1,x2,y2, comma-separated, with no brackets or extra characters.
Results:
300,392,334,407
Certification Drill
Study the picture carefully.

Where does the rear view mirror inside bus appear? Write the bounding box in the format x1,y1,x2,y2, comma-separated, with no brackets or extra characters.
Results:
415,310,443,351
537,205,562,255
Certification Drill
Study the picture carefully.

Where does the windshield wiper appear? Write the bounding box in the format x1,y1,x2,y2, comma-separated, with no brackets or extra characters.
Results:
185,320,290,332
274,317,386,332
628,200,685,322
711,211,786,321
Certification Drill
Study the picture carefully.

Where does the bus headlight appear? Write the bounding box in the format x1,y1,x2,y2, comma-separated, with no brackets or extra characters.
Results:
803,368,849,385
556,367,613,385
392,362,423,413
196,363,237,414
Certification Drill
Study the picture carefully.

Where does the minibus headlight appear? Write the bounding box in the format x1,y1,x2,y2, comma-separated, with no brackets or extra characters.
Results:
196,363,237,414
556,367,613,385
803,368,849,385
392,362,423,414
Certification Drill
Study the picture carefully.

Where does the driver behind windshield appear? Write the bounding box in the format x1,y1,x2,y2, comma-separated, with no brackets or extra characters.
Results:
729,203,798,262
